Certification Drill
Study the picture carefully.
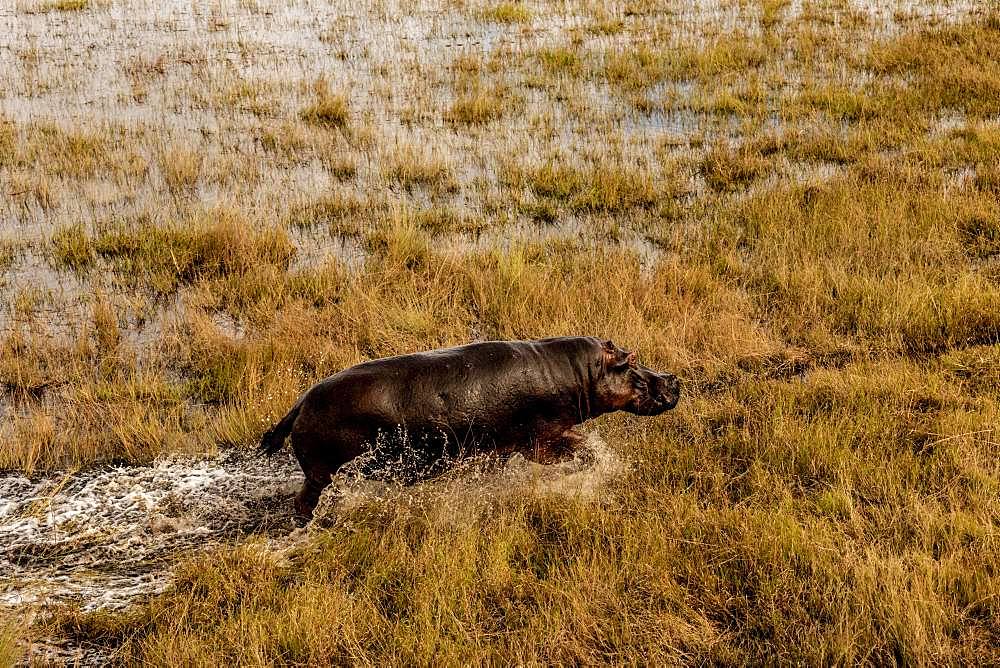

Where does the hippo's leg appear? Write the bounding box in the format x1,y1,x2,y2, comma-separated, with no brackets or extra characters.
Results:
525,427,586,464
290,430,364,520
295,471,332,519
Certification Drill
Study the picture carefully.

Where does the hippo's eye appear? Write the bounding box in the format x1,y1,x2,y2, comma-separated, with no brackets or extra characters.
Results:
610,356,630,370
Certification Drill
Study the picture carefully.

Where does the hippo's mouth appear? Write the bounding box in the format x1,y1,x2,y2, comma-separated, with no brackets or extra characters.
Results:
634,393,678,415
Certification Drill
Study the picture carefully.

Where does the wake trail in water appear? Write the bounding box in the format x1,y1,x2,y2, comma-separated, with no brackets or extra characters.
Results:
0,434,626,613
0,448,303,611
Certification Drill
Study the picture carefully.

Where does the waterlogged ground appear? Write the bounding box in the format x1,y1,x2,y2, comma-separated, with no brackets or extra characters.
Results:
3,0,1000,663
0,0,984,331
0,448,302,612
0,434,624,613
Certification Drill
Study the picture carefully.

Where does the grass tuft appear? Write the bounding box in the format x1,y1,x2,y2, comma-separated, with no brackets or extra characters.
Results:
447,84,511,125
0,615,23,666
481,2,531,24
604,46,664,91
537,47,583,77
513,159,661,213
158,143,202,194
36,0,89,11
384,143,458,194
93,209,295,295
50,223,95,272
700,142,770,191
299,78,350,128
0,239,18,272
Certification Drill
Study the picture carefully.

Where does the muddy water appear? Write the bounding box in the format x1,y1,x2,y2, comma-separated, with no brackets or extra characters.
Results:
0,433,624,614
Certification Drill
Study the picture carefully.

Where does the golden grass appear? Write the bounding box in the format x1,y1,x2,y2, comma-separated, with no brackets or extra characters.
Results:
869,16,1000,117
0,615,23,667
604,46,664,91
383,142,458,194
298,77,350,129
5,2,1000,663
157,143,202,194
0,239,17,271
536,47,583,77
90,208,295,295
481,1,531,24
588,15,624,35
53,390,1000,663
0,334,200,474
699,141,770,191
8,123,144,181
212,79,279,117
50,223,94,271
447,84,514,125
34,0,89,11
507,158,663,214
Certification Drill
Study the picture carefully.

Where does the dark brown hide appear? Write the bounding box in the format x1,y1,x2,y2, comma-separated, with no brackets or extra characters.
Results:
259,337,680,517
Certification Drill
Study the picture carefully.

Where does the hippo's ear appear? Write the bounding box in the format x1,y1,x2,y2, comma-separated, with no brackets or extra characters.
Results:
627,351,638,368
602,343,632,371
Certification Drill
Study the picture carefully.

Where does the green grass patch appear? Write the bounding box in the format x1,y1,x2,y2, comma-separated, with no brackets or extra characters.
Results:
92,210,294,294
481,1,531,24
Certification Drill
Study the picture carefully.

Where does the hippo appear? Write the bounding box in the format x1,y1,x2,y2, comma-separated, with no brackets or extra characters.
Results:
259,337,680,518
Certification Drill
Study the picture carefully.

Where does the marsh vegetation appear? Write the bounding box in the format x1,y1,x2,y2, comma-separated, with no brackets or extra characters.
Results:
1,0,999,664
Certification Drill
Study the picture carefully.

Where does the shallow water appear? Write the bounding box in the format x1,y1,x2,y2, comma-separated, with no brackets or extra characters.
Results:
0,447,303,612
0,433,625,614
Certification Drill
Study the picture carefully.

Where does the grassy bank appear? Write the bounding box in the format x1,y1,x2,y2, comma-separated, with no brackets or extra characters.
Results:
3,0,999,663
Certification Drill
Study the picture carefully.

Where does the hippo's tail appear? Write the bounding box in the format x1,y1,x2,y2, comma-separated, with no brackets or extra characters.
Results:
258,396,304,455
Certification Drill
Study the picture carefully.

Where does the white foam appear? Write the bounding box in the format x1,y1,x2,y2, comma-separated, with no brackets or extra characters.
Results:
0,448,303,612
1,434,627,613
311,432,629,527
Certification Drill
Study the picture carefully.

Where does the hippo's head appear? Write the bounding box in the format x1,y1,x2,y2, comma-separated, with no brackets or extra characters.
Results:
594,340,680,416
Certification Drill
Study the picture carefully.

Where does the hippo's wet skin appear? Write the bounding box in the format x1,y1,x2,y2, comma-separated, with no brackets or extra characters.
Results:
259,337,680,518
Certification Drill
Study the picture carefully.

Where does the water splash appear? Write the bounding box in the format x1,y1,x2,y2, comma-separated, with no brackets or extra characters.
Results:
0,433,627,614
0,448,302,612
311,432,628,526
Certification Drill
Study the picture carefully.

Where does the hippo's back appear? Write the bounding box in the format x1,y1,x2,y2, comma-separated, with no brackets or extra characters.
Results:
302,337,600,436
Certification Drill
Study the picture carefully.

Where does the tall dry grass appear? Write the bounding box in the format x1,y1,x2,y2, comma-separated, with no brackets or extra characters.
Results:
3,1,999,663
